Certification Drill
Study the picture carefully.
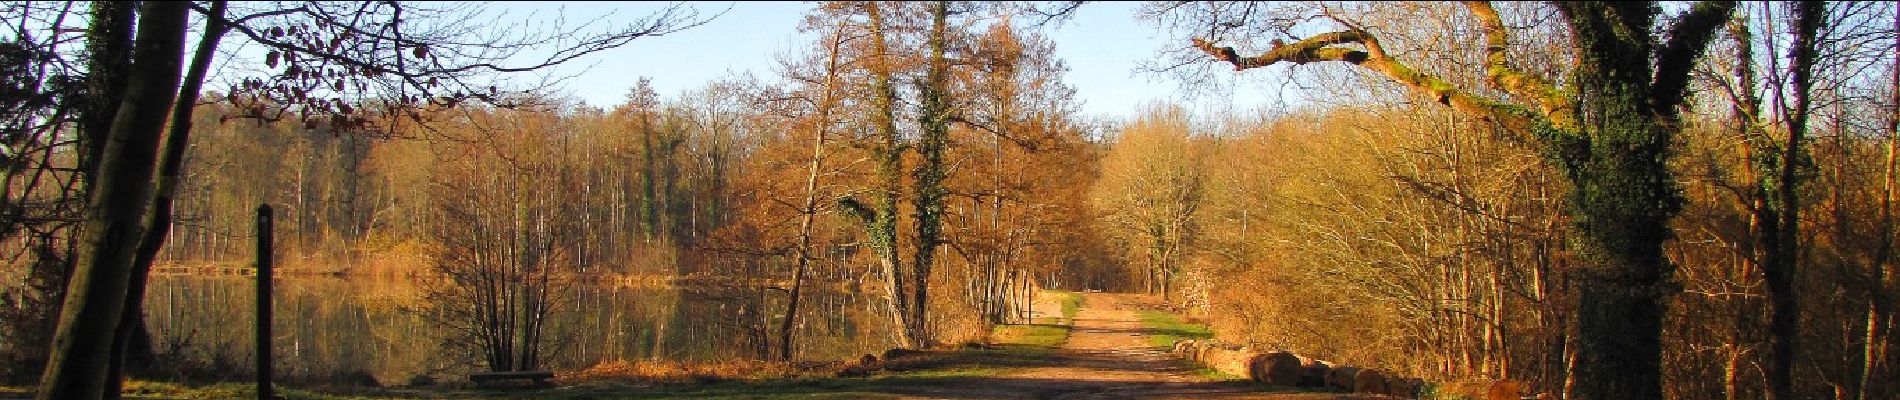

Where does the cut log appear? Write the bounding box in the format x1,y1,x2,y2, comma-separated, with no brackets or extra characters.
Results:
1196,342,1222,363
1295,356,1331,387
1248,351,1304,386
1352,368,1386,394
1384,374,1421,398
1327,365,1361,390
1204,346,1257,378
1173,340,1201,358
1203,346,1237,371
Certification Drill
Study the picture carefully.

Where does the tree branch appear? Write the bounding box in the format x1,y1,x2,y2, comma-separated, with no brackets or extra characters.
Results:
1192,34,1532,133
1650,1,1739,116
1464,1,1574,129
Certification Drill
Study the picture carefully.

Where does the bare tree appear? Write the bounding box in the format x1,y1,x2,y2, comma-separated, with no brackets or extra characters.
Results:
771,15,852,361
422,107,584,372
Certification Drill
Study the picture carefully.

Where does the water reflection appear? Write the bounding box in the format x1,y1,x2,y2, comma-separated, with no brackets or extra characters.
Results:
145,275,891,385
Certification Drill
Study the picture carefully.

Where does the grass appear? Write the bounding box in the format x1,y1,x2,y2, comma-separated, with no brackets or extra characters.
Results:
1030,289,1083,326
1135,310,1212,350
1051,290,1083,321
988,290,1082,352
1128,307,1223,380
990,323,1070,349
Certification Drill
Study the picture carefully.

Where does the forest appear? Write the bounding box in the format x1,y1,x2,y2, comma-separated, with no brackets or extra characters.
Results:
0,1,1896,400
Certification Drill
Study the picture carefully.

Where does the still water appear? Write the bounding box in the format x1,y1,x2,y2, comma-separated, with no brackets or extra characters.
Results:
145,275,891,385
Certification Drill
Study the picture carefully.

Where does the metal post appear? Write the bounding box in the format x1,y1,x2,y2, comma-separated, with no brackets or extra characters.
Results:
255,204,273,400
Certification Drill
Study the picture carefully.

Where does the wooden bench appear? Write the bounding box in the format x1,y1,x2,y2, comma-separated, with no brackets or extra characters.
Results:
469,370,554,388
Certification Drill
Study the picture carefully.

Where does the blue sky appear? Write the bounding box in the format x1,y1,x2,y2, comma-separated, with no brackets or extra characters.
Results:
495,1,1282,120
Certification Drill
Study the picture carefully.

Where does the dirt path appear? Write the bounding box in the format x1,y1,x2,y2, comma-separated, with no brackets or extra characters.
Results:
879,293,1378,400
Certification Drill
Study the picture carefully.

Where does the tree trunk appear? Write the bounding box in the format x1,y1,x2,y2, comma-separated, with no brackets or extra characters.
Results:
907,0,952,349
1556,3,1716,399
641,108,659,241
37,3,190,399
1762,3,1822,398
1724,12,1764,400
780,24,846,361
1858,11,1900,400
105,3,227,397
861,1,913,349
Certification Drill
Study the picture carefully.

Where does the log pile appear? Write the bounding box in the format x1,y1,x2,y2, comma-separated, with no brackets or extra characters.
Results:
1170,339,1427,398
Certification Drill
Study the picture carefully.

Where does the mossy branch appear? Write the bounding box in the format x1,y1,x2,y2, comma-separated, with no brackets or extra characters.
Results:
1192,34,1533,135
1463,1,1576,130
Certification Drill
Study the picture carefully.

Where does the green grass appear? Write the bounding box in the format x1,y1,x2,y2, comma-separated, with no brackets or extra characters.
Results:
989,291,1079,351
1056,291,1082,323
1135,310,1212,350
990,323,1070,349
1035,290,1083,326
1131,309,1242,383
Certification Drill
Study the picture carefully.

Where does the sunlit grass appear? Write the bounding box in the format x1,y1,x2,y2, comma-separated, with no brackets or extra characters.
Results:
990,323,1070,348
988,289,1082,349
1133,311,1232,382
1136,310,1212,350
1047,290,1082,324
1024,289,1083,326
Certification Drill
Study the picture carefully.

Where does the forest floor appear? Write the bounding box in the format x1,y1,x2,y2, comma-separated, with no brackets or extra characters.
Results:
2,292,1382,399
